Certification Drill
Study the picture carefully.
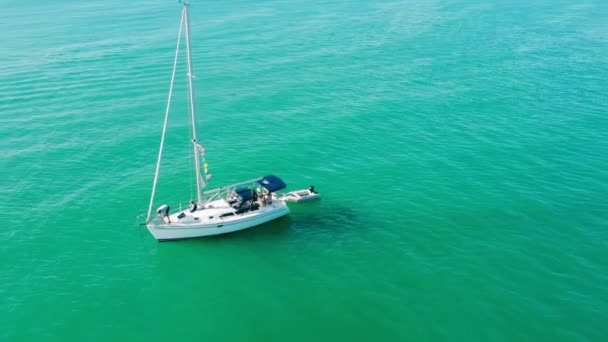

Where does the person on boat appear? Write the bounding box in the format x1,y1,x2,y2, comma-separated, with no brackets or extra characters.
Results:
189,200,197,213
309,185,316,194
263,188,271,205
157,204,171,224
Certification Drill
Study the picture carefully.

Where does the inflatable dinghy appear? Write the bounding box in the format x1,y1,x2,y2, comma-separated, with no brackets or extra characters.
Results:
281,189,320,203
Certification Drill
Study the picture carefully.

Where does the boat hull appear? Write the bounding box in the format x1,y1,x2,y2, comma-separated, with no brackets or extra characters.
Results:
146,203,289,241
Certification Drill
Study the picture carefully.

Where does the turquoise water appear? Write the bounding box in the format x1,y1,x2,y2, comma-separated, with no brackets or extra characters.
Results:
2,0,607,340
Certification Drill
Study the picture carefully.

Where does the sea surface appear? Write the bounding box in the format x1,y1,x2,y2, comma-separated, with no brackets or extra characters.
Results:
1,0,607,340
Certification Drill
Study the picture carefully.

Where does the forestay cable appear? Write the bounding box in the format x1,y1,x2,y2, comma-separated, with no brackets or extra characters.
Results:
146,7,186,222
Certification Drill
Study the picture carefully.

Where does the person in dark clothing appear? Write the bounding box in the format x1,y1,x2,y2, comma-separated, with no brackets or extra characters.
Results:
189,200,198,213
309,185,316,194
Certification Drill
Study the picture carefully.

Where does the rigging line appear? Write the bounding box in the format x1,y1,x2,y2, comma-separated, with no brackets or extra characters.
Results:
188,136,193,201
184,2,204,205
182,4,194,200
146,6,186,223
188,113,194,201
186,36,194,201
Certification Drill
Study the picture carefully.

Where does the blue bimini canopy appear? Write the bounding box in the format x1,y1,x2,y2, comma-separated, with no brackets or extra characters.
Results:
234,187,253,201
257,175,286,192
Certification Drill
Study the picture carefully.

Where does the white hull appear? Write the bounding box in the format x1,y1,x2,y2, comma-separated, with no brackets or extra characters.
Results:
147,200,289,241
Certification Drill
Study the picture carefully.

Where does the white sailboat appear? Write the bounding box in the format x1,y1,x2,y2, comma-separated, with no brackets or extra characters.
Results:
144,2,289,241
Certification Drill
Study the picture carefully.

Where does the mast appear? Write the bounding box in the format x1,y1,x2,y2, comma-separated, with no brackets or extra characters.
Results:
146,6,186,222
184,2,204,205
